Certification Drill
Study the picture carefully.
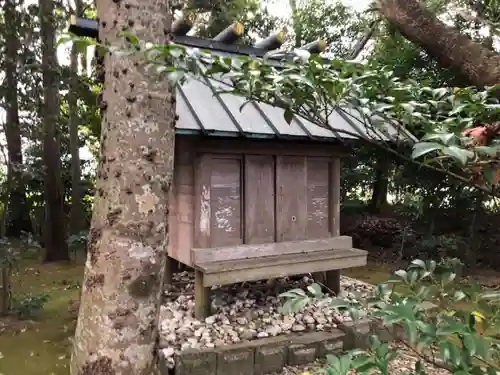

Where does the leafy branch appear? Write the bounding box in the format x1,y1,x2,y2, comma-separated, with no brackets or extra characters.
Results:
58,32,500,196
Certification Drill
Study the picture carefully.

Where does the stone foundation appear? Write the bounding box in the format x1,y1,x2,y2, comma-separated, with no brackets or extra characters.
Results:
160,330,345,375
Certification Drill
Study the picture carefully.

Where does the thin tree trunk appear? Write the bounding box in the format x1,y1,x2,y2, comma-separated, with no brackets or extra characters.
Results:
377,0,500,87
69,0,84,234
369,154,391,214
39,0,70,262
70,0,175,372
3,0,33,238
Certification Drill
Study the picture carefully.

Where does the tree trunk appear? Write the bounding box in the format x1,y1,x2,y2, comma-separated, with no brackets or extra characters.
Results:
369,154,391,214
39,0,70,262
3,0,33,238
70,0,175,373
69,0,84,234
377,0,500,87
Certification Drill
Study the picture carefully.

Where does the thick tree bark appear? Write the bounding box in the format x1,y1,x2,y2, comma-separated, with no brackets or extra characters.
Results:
70,0,175,373
3,0,33,238
377,0,500,87
69,0,84,234
39,0,70,262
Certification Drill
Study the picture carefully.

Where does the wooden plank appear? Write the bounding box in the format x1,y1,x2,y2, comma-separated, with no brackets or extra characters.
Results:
199,249,367,286
329,158,341,236
199,247,366,273
180,135,350,157
325,157,342,294
168,138,194,265
192,235,353,264
244,155,275,244
194,154,212,250
306,158,330,238
210,157,243,247
276,156,308,241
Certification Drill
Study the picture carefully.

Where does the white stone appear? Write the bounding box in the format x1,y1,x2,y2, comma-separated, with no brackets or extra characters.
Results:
162,347,175,358
205,316,216,324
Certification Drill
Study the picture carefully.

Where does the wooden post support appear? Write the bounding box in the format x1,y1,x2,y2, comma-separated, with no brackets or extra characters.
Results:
164,256,174,285
325,270,341,295
194,269,211,320
312,272,326,285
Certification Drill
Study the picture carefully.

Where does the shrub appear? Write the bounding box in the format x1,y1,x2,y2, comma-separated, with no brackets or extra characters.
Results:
13,293,50,319
281,258,500,374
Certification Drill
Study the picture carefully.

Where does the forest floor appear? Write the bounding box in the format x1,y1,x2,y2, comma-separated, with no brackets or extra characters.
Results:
0,254,496,375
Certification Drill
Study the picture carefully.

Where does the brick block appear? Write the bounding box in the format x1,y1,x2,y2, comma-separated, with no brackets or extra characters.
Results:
217,347,255,375
175,350,217,375
318,337,344,357
287,343,318,366
342,320,372,350
254,344,287,374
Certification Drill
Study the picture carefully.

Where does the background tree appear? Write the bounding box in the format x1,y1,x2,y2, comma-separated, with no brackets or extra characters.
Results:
377,0,500,87
39,0,69,262
2,0,33,238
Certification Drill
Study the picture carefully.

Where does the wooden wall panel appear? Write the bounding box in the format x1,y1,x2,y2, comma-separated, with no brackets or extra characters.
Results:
306,158,330,238
329,158,341,236
244,155,275,244
171,138,195,265
209,157,243,247
276,156,308,241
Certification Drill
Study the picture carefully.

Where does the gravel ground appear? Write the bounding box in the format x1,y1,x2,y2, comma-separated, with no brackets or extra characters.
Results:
158,272,374,368
158,273,460,374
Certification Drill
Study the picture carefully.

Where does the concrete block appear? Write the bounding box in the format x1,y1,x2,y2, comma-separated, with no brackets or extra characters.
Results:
175,350,217,375
342,319,372,350
254,344,287,374
287,343,318,366
217,347,255,375
319,337,344,357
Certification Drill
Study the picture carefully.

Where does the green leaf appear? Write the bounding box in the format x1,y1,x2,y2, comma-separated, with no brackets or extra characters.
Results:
483,167,496,186
280,288,306,298
401,103,415,113
404,320,418,344
474,146,499,157
442,145,474,166
453,290,467,302
479,290,500,300
463,334,476,356
432,88,448,99
439,340,451,362
351,354,373,371
410,259,426,269
283,108,294,124
449,104,468,115
436,323,466,336
307,283,323,297
394,269,408,282
329,298,351,309
411,142,443,159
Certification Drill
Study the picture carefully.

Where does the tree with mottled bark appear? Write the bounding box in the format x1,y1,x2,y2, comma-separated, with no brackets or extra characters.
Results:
377,0,500,87
39,0,70,262
69,0,85,234
3,0,33,238
70,0,176,373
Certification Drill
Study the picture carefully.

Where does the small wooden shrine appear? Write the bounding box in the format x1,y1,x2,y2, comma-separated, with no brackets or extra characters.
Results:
69,16,413,319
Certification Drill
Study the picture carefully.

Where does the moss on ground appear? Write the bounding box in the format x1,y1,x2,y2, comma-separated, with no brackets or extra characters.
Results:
0,258,83,375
